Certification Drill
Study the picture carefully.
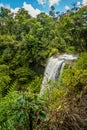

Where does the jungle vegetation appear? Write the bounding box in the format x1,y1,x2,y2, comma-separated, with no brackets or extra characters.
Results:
0,4,87,130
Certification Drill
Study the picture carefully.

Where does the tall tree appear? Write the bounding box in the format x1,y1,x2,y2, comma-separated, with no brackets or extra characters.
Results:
49,5,55,18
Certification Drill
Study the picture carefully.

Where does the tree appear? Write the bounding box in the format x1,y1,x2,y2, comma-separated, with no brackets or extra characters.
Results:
49,5,55,18
0,7,10,18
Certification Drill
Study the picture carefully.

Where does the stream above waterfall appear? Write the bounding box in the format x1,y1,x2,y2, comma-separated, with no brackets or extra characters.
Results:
40,54,79,95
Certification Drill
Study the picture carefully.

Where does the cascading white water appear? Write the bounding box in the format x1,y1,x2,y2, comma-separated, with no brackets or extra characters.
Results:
40,54,78,95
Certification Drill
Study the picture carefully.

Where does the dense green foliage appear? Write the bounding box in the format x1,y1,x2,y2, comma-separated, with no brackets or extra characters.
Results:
0,92,48,130
0,5,87,130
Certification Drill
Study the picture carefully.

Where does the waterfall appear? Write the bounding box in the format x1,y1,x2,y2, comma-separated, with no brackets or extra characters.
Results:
40,54,78,95
57,62,66,88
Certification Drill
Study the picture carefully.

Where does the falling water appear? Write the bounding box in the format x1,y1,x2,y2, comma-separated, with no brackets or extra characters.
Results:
40,54,78,95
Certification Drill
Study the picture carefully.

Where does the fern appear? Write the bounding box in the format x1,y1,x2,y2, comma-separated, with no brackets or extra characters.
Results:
8,80,18,93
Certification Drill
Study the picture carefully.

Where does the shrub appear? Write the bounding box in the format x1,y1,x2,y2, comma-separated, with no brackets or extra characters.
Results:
0,91,48,130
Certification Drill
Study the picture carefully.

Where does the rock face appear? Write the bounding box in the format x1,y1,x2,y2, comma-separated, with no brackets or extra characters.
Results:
40,54,78,95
